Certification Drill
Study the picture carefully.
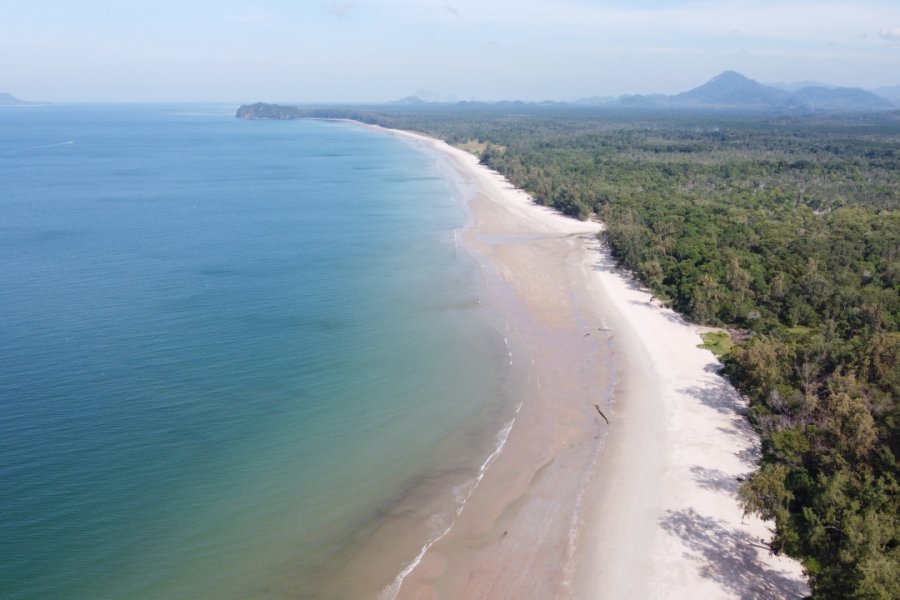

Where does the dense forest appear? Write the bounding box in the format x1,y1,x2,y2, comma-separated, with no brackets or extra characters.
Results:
240,104,899,598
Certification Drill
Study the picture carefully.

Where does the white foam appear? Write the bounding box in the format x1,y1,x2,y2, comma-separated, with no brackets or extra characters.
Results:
380,407,522,600
560,442,604,592
8,140,74,155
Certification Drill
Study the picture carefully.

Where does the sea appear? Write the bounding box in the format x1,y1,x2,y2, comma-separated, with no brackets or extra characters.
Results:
0,105,517,599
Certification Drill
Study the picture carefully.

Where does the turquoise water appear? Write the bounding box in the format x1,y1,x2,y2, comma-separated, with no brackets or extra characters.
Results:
0,106,513,599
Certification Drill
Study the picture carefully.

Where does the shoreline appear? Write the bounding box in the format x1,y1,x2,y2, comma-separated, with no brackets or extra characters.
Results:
358,122,809,598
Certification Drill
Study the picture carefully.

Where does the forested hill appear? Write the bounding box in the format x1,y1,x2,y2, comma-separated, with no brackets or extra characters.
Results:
237,103,900,598
236,102,305,119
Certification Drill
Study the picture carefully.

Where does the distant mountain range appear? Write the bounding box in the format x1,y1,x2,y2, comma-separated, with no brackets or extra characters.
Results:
394,71,899,112
872,85,900,102
580,71,895,111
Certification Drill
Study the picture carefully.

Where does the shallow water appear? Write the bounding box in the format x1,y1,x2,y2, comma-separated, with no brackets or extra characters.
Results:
0,105,514,599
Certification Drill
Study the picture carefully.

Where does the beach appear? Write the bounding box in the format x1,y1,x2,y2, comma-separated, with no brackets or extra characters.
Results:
372,125,810,599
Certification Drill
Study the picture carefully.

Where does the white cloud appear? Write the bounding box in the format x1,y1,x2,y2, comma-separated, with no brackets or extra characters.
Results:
879,27,900,41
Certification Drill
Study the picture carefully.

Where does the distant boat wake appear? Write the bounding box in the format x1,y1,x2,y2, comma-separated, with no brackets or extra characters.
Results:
6,140,75,155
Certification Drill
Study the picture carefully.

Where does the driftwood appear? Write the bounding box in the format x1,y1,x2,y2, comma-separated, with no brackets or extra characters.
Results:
593,404,609,425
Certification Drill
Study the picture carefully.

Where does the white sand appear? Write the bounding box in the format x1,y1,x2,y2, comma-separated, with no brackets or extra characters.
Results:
573,241,809,599
364,123,809,599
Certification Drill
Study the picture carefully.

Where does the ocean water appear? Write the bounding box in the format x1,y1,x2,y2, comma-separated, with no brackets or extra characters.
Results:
0,105,514,599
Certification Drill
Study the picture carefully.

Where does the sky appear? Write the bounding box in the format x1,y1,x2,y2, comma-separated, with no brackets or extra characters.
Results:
2,0,899,102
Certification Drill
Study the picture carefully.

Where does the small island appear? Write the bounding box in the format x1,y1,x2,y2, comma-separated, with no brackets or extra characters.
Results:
0,92,38,106
236,102,305,120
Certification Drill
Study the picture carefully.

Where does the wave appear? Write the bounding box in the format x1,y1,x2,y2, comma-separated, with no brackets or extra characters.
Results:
6,140,75,155
380,377,523,600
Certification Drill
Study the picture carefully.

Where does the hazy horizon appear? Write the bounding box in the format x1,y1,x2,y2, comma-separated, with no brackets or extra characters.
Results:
3,0,900,103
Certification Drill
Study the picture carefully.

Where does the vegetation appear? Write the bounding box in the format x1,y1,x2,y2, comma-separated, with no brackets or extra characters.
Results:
455,138,505,157
238,103,900,598
699,331,735,359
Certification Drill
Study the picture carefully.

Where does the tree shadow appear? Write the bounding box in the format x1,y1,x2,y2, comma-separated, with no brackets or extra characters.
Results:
736,443,761,465
679,378,763,465
588,243,696,331
625,299,687,326
690,465,741,494
590,248,650,293
660,508,809,599
704,362,724,375
679,377,747,417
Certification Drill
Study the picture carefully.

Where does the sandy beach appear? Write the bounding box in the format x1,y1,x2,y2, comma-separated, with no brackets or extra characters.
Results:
367,124,809,599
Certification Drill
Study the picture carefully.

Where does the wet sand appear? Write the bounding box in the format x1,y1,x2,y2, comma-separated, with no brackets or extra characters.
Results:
365,124,809,599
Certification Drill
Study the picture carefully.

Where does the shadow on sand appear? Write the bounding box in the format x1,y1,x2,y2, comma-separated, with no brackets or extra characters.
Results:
678,377,745,417
660,508,809,599
690,465,742,494
678,378,762,465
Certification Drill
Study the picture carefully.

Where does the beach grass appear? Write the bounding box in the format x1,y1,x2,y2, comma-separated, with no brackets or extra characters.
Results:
698,330,734,359
454,139,506,159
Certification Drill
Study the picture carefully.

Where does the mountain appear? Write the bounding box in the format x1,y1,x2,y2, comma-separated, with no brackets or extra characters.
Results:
788,86,893,110
672,71,790,107
872,85,900,102
0,92,33,106
237,72,896,117
768,80,834,92
618,93,669,107
391,95,430,106
391,90,446,105
573,95,618,106
663,72,893,111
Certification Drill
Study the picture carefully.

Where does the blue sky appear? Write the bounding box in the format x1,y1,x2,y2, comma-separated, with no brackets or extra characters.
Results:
2,0,899,102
